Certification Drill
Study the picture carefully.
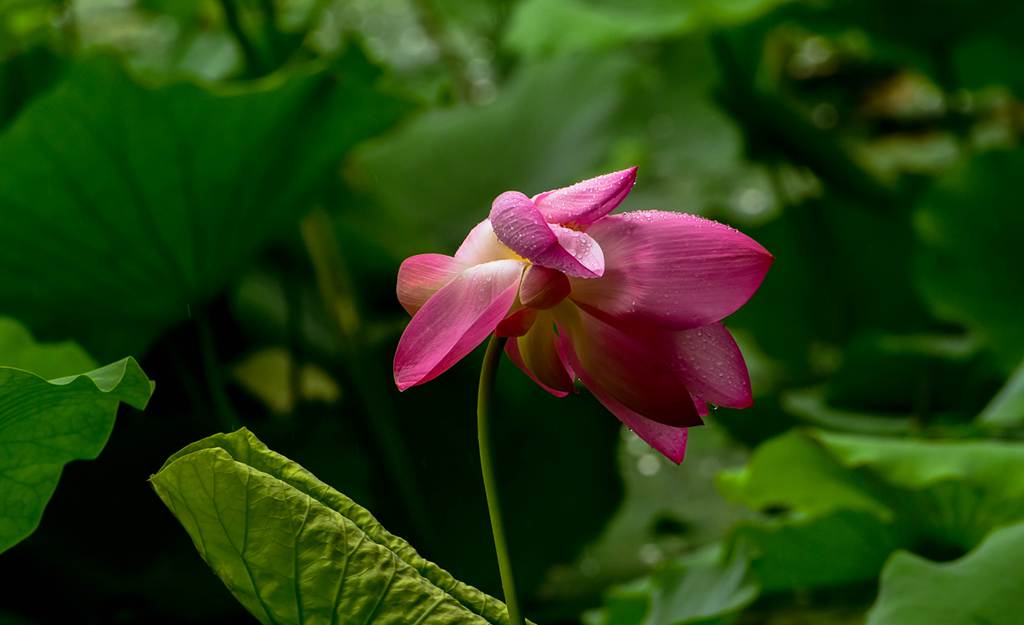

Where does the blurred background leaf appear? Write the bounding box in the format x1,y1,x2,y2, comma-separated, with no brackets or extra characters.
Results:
866,522,1024,625
0,49,407,359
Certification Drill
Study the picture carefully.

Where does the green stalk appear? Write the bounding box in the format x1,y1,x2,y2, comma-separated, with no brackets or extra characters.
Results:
477,335,525,625
196,313,240,432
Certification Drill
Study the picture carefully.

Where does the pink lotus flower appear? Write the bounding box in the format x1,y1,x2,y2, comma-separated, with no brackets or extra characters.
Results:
394,167,773,463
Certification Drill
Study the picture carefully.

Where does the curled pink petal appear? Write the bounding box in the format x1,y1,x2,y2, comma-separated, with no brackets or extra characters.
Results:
675,323,752,409
550,224,605,277
489,191,605,278
520,265,571,309
495,307,537,337
396,253,465,315
505,311,573,396
570,211,773,330
455,219,520,265
506,340,570,398
555,333,689,464
533,167,637,226
394,259,525,390
557,306,703,427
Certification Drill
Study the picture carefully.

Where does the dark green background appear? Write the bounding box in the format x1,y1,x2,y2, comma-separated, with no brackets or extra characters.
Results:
1,0,1022,623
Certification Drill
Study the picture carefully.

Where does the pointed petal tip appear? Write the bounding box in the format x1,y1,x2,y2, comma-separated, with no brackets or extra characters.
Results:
532,167,639,226
393,363,420,392
665,427,691,464
734,395,755,410
604,165,638,188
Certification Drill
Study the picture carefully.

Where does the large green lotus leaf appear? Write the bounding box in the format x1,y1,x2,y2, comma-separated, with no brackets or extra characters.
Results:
815,431,1024,548
0,317,95,378
151,427,528,625
504,0,789,59
915,149,1024,373
730,510,905,592
718,433,904,591
866,522,1024,625
718,431,891,521
0,49,407,358
0,319,153,553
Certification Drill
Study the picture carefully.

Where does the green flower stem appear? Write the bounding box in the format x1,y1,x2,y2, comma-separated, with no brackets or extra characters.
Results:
477,334,525,625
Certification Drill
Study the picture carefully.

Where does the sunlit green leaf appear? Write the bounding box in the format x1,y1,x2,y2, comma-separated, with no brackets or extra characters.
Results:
718,432,891,522
719,430,1024,590
866,522,1024,625
979,358,1024,426
0,318,153,553
151,427,527,625
718,432,905,590
731,510,905,592
816,431,1024,548
230,347,341,415
0,49,408,358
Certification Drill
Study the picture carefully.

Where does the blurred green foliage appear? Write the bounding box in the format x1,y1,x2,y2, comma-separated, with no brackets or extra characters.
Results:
1,0,1023,623
865,522,1024,625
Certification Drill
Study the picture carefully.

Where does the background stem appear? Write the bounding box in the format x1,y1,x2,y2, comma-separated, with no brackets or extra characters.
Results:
477,335,525,625
196,313,240,432
300,209,438,551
